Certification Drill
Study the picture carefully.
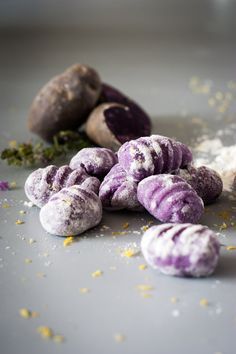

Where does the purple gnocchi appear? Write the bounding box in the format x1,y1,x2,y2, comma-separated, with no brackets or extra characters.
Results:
137,174,204,223
40,185,102,236
69,147,118,178
25,165,100,208
177,165,223,205
118,135,192,182
141,223,220,277
99,164,142,211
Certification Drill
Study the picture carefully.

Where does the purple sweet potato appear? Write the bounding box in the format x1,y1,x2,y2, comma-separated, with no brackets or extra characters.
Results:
85,100,151,150
28,64,101,141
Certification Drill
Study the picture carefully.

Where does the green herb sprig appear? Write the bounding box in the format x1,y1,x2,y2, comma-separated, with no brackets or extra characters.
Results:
1,131,93,167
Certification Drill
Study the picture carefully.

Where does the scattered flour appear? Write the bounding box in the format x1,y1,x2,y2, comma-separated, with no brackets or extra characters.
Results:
194,137,236,191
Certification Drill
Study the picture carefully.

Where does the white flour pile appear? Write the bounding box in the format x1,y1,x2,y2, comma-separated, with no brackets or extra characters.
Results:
194,137,236,191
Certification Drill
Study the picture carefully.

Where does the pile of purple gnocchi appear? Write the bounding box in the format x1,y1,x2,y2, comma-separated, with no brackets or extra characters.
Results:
25,134,223,278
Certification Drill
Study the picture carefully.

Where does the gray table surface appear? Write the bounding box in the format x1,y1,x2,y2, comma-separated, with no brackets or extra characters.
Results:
0,27,236,354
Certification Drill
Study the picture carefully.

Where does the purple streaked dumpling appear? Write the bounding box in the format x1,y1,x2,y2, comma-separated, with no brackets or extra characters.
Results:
39,185,102,236
141,223,220,277
137,174,204,223
99,164,143,211
117,135,192,182
177,165,223,205
69,147,118,178
24,165,100,208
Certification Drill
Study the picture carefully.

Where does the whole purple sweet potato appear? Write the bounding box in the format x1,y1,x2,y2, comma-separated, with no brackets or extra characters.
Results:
28,64,101,141
85,83,151,150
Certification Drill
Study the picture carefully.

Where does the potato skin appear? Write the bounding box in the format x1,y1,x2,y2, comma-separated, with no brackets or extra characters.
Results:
28,64,101,141
85,103,123,151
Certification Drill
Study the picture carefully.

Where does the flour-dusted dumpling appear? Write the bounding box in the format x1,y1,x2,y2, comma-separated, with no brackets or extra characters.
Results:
141,223,220,277
40,185,102,236
137,174,204,223
99,164,142,211
70,147,118,178
118,135,192,182
177,165,223,205
25,165,100,208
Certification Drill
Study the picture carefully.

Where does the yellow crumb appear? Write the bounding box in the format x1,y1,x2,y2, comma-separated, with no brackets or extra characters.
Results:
10,181,17,189
113,333,126,343
111,231,127,236
24,258,32,264
200,298,209,307
138,264,147,271
141,225,149,232
80,288,90,294
19,210,26,215
8,140,17,148
2,203,10,208
141,293,152,298
53,335,64,343
137,284,154,292
91,270,103,278
37,326,53,339
63,236,74,247
122,222,129,229
19,308,31,319
170,297,178,304
15,219,24,225
219,222,227,231
19,308,39,319
121,248,137,258
226,245,236,251
28,238,36,245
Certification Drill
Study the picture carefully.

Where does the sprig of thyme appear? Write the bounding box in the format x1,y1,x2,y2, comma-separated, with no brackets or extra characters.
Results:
1,131,93,167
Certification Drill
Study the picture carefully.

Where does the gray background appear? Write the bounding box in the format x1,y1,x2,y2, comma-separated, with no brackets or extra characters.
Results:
0,1,236,354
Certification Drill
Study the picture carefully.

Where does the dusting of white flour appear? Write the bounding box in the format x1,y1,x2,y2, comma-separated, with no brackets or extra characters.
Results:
194,137,236,191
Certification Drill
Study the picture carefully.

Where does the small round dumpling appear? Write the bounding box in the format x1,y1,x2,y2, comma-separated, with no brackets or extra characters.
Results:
141,223,220,277
25,165,99,208
69,147,118,178
40,185,102,236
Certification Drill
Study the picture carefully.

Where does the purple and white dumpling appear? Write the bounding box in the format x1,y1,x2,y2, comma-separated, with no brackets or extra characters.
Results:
25,165,100,208
137,174,204,224
40,185,102,236
118,135,192,182
99,164,143,211
141,223,220,277
177,165,223,205
69,147,117,178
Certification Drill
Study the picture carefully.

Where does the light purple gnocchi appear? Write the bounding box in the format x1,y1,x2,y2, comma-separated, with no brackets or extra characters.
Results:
39,185,102,236
99,164,143,211
25,165,100,208
69,147,118,178
141,223,220,277
117,135,192,182
177,165,223,205
137,174,204,223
